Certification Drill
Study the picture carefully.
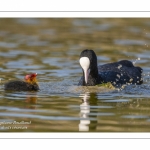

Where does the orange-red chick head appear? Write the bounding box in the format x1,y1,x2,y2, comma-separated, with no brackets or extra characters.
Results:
24,73,38,84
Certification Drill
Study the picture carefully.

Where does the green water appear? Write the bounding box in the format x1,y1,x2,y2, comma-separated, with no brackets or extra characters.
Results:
0,18,150,132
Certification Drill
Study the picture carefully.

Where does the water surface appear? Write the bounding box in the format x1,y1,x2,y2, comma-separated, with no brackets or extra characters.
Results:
0,18,150,132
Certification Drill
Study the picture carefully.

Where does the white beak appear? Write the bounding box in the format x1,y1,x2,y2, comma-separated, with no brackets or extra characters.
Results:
79,57,90,84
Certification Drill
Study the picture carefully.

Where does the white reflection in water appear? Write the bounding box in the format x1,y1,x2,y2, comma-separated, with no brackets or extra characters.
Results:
79,92,90,131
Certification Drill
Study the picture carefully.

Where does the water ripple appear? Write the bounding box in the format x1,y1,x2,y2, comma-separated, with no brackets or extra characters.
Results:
0,112,96,121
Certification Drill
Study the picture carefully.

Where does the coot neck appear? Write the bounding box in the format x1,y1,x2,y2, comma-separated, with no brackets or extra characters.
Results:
83,65,101,86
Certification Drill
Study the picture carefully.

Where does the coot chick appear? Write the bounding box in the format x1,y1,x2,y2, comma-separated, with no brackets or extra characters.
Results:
4,73,39,91
78,49,143,87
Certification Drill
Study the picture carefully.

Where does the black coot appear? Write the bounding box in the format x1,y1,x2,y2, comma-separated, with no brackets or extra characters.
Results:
4,73,39,91
78,49,143,87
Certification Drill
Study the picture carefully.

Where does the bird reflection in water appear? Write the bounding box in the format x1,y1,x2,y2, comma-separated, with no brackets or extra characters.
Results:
25,95,37,109
79,92,98,132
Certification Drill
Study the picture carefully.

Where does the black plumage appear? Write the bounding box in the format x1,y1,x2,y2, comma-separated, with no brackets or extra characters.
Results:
78,49,143,87
4,73,39,91
4,80,39,91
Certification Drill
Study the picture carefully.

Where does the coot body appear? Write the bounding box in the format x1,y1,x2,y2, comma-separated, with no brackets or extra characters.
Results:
78,49,143,87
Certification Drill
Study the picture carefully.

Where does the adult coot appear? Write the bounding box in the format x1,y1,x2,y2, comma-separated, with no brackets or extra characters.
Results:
78,49,143,87
4,73,39,91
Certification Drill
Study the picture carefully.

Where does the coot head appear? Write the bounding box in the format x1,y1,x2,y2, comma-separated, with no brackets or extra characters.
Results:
24,73,38,84
79,49,99,85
